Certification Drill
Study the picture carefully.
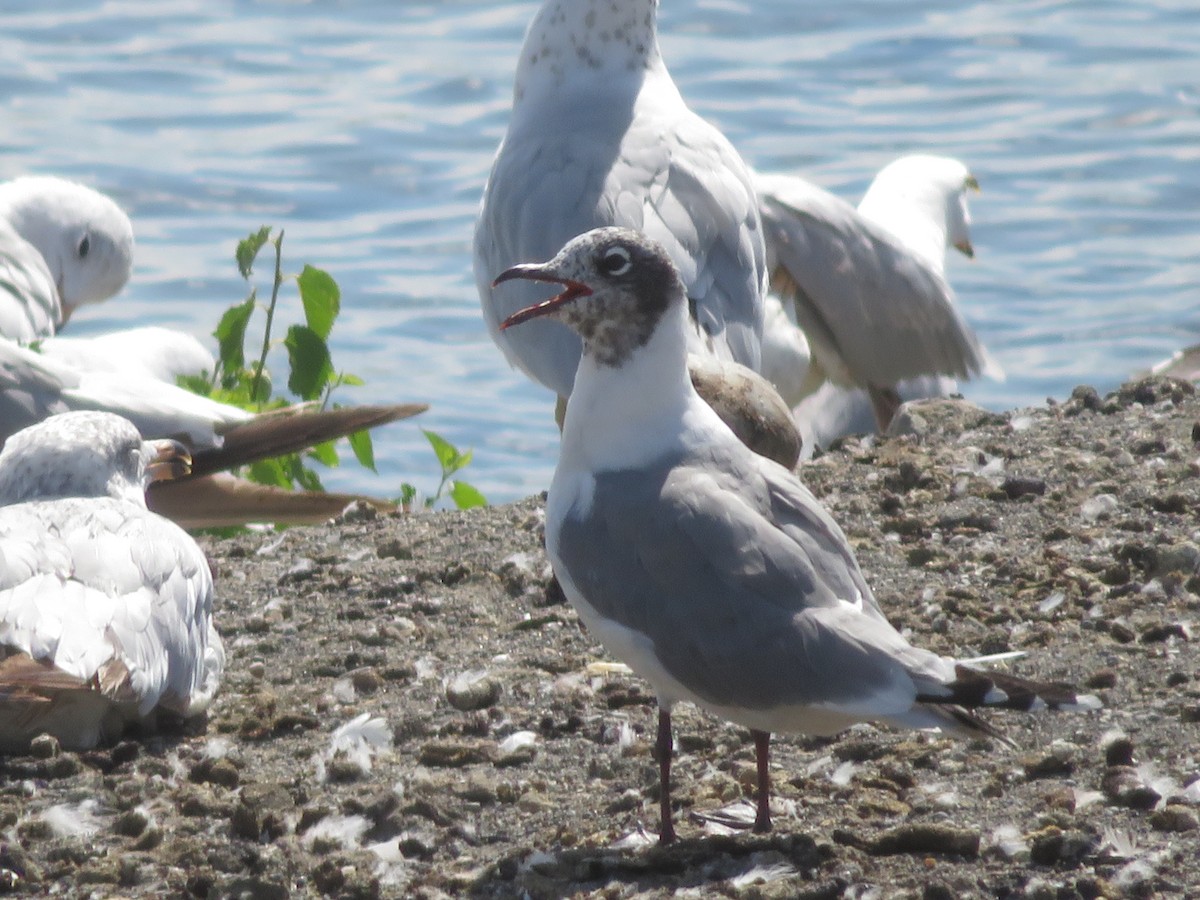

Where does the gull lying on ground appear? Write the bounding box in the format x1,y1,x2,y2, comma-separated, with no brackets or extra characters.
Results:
0,340,426,526
756,155,1002,446
0,412,224,751
495,226,1098,842
475,0,769,414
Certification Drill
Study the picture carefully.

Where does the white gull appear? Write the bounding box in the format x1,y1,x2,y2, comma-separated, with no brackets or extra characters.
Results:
0,411,224,751
756,154,1002,444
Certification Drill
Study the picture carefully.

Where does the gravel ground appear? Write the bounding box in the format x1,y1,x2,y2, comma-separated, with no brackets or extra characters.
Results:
1,376,1198,899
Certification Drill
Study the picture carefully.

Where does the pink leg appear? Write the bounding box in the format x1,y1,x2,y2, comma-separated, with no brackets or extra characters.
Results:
655,708,677,844
752,730,772,833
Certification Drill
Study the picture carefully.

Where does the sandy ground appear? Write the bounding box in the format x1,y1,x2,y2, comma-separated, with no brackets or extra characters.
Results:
1,376,1198,899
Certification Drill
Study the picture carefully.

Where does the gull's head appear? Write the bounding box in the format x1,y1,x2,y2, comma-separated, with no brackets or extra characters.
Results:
860,155,979,261
0,411,191,507
0,176,135,323
494,227,683,368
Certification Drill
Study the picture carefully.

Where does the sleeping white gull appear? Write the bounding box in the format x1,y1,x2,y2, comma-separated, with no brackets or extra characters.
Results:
0,411,224,751
495,226,1099,842
756,155,1001,431
475,0,767,406
0,176,134,339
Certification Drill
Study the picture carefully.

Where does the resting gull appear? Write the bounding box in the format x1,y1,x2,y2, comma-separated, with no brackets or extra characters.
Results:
475,0,767,406
0,411,224,751
757,155,1001,441
495,226,1098,841
0,176,134,340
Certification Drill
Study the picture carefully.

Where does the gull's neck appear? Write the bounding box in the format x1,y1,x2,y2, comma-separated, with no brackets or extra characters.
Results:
513,0,665,110
559,300,712,474
858,181,950,275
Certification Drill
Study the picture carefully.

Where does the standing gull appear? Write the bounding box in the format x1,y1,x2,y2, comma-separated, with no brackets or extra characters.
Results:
756,155,1001,438
495,227,1098,841
475,0,766,405
0,411,224,751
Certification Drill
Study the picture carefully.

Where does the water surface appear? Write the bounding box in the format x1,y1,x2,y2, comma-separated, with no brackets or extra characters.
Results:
2,0,1196,501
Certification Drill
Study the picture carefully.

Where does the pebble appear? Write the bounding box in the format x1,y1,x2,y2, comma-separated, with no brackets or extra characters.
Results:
866,823,980,858
1102,767,1161,810
28,734,60,760
1149,805,1199,832
446,670,502,711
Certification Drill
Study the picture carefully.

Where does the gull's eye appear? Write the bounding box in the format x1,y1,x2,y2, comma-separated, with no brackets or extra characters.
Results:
77,235,90,259
599,245,632,277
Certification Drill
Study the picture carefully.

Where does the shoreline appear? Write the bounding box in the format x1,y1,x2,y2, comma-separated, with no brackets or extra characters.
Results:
2,377,1198,898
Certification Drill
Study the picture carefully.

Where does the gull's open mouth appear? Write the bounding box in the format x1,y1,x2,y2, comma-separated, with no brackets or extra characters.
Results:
493,265,593,329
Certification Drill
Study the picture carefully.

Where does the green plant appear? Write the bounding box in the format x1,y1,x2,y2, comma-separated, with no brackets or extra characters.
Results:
400,429,487,511
179,226,374,490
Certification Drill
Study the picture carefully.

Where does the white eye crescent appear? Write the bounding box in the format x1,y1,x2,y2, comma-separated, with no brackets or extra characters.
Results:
599,245,632,276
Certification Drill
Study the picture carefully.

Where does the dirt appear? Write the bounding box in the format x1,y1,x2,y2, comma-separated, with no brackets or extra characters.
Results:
2,376,1198,899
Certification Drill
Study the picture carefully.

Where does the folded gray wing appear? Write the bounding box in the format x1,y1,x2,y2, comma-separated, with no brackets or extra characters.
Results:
755,172,989,387
0,220,60,342
553,446,920,712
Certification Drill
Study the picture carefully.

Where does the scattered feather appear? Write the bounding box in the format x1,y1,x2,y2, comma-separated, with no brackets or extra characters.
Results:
728,855,799,888
609,827,656,850
986,824,1028,860
830,760,858,786
498,730,539,756
42,800,105,839
303,814,370,850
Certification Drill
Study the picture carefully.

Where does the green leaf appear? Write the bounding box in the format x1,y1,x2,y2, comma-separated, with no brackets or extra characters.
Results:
338,372,365,387
447,447,473,476
249,368,273,405
296,265,340,340
347,429,376,472
399,483,417,509
307,440,339,468
284,325,334,401
176,373,212,395
247,457,291,489
214,295,256,376
236,226,272,278
449,481,487,510
422,429,460,474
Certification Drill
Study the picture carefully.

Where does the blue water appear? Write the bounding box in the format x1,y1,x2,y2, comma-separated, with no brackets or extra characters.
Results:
2,0,1197,503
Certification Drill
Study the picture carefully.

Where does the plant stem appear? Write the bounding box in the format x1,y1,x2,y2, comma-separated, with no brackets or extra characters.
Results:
250,230,286,408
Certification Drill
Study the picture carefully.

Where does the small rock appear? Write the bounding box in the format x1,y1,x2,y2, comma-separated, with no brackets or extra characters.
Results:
445,670,501,711
1149,805,1198,832
418,740,495,768
1086,669,1118,690
112,808,150,838
1103,735,1137,767
189,757,240,789
349,666,384,695
376,539,413,560
1102,766,1161,810
28,734,60,760
867,823,980,858
1028,826,1095,865
1001,476,1046,500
